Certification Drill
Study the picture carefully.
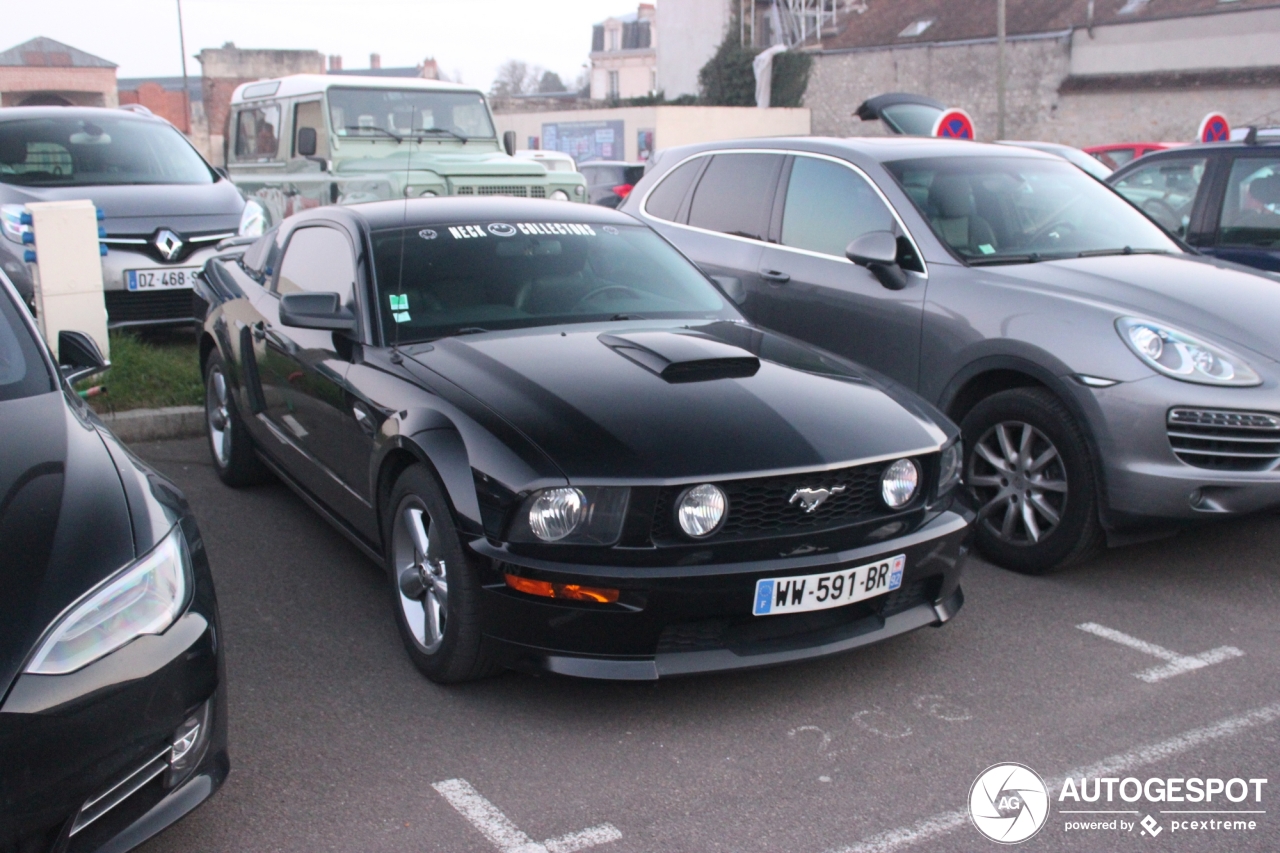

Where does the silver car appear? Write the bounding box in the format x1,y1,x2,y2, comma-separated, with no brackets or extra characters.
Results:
623,137,1280,574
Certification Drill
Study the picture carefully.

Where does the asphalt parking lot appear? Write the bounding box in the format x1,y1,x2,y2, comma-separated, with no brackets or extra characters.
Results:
133,438,1280,853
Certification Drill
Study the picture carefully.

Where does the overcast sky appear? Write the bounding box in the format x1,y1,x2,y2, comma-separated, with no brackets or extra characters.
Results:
6,0,631,89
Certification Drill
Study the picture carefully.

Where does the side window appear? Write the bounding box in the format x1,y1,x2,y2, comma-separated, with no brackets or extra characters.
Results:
276,227,356,305
292,100,329,159
234,103,282,162
1111,157,1206,238
644,157,703,222
1217,157,1280,248
686,153,782,240
781,156,896,258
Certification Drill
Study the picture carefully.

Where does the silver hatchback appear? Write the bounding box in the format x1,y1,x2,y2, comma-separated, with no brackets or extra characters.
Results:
624,137,1280,574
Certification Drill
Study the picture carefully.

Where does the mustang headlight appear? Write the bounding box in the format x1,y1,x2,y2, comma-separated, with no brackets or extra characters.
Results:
881,459,920,509
938,441,963,495
1117,318,1260,386
238,198,267,238
25,525,192,675
511,487,630,545
677,484,727,538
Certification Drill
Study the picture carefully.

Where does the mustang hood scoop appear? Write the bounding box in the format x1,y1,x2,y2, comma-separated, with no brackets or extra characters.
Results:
599,331,761,383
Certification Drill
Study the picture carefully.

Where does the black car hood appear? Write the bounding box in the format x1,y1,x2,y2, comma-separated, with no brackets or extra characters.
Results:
410,322,950,482
0,179,244,235
0,392,135,700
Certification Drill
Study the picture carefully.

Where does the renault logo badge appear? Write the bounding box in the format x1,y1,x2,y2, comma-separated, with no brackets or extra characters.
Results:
789,486,845,513
153,229,184,261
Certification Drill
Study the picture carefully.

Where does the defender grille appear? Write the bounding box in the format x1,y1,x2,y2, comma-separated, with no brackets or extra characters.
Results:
650,460,900,544
1167,408,1280,471
104,289,196,326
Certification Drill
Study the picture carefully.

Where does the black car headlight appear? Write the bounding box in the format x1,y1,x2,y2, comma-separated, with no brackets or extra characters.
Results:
938,440,963,496
508,487,630,545
881,458,920,509
24,525,192,675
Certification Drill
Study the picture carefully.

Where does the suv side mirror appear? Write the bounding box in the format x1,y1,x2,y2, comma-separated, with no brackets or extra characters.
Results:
279,292,356,332
846,231,908,291
297,127,318,157
58,330,109,383
503,130,517,157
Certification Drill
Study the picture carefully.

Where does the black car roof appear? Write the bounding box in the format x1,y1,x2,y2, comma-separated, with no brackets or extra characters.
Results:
325,197,644,231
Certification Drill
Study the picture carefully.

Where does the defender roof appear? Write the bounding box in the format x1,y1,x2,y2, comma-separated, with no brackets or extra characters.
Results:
231,73,483,104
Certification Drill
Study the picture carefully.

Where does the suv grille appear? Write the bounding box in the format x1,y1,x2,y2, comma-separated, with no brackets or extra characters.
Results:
1167,408,1280,471
650,461,898,544
105,289,195,326
453,185,545,198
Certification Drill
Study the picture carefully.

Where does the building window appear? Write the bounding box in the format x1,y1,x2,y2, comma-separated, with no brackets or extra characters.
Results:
607,27,620,51
608,71,620,99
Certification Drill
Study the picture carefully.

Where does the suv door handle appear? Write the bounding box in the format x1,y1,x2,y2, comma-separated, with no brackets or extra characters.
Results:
760,269,791,284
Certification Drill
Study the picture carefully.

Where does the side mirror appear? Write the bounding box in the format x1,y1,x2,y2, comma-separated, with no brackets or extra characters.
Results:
58,330,109,383
503,130,517,157
297,127,318,157
846,230,908,291
279,292,356,332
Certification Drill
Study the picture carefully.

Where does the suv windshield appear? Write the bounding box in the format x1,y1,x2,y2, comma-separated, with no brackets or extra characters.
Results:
0,116,213,187
0,284,55,401
328,88,496,140
373,222,735,342
885,156,1178,263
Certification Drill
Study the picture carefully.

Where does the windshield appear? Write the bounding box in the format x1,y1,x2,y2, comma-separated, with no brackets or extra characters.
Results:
0,285,55,401
328,88,496,140
373,222,736,342
885,156,1179,263
0,116,213,187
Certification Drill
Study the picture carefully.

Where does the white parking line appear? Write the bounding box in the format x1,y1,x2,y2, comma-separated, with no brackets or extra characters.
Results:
1076,622,1243,682
432,778,621,853
824,700,1280,853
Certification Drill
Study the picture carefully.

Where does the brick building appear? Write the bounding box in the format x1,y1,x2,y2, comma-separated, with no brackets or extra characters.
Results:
117,77,201,133
0,36,117,108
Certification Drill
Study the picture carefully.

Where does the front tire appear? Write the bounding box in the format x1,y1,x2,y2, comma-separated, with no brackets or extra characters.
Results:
204,351,271,487
961,388,1104,574
385,464,498,683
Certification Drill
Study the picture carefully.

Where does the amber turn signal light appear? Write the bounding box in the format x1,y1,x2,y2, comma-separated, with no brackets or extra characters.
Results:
504,574,619,604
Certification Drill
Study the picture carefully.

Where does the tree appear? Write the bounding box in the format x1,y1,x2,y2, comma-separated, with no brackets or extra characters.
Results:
537,70,567,93
698,22,759,106
490,60,530,98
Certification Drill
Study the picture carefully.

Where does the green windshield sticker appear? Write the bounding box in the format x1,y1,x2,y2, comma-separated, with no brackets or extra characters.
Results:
389,294,409,311
978,244,996,255
393,311,411,324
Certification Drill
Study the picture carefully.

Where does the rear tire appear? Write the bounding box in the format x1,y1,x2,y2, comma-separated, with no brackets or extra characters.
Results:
384,464,499,683
960,388,1105,575
204,351,271,487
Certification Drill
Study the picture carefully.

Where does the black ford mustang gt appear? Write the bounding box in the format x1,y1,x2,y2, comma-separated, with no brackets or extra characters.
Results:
195,197,971,682
0,272,226,852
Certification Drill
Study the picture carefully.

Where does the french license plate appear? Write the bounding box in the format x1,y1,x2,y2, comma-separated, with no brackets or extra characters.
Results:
126,268,200,291
753,555,905,616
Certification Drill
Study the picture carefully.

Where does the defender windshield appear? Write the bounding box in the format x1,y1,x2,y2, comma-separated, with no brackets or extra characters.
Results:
328,88,496,140
373,222,736,342
0,116,213,187
885,156,1179,264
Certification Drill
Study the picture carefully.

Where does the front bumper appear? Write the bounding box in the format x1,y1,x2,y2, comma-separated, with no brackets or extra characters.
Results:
100,246,223,328
470,509,969,680
1070,374,1280,527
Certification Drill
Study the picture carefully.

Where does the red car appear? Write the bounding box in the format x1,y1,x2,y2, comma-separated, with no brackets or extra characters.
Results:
1083,142,1183,170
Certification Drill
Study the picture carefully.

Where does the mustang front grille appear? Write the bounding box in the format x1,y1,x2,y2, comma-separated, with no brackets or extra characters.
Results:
650,460,894,544
1167,408,1280,471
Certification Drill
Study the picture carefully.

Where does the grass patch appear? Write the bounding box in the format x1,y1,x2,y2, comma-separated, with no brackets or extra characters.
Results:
78,329,203,413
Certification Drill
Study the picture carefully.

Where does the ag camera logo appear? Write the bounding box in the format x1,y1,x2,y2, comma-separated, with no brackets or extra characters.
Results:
969,763,1050,844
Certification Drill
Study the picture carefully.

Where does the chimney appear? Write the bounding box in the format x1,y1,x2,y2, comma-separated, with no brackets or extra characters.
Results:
328,54,342,71
370,53,381,69
420,57,440,80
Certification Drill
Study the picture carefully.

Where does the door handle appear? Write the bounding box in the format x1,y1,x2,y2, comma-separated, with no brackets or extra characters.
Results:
760,269,791,284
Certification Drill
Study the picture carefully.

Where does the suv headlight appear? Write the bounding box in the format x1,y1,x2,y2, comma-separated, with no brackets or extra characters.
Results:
25,525,192,675
508,487,630,545
1116,318,1260,386
238,198,267,237
2,204,32,244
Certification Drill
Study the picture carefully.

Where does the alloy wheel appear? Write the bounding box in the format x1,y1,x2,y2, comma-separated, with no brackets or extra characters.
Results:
206,366,232,469
968,421,1068,546
392,498,449,653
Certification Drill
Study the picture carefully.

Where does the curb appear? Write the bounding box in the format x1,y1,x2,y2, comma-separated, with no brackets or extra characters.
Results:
100,405,205,443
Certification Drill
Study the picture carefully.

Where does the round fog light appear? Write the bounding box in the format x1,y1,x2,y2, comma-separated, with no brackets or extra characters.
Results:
551,189,570,201
881,459,920,508
677,484,726,537
419,189,439,198
528,488,587,541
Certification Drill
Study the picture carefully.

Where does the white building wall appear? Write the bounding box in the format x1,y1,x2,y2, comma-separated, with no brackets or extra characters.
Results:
656,0,732,98
1070,7,1280,75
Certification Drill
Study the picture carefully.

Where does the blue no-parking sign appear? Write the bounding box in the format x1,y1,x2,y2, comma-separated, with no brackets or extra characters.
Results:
931,108,976,140
1198,112,1230,143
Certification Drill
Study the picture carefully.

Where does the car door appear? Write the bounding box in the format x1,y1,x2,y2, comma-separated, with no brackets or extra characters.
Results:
1110,154,1209,242
1200,153,1280,273
754,153,927,386
260,223,375,529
